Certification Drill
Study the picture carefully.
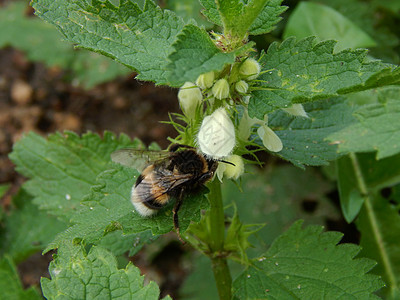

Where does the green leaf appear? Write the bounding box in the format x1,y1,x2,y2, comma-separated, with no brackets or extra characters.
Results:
328,87,400,159
284,2,376,52
223,166,337,257
167,24,255,86
31,0,186,85
248,0,287,36
41,242,171,300
98,230,149,257
314,0,400,64
357,194,400,299
336,155,365,223
199,0,286,36
166,0,212,28
199,0,222,26
166,24,239,86
0,256,41,300
248,37,400,118
0,189,67,263
261,98,356,167
9,131,137,221
0,1,129,89
356,152,400,190
233,221,384,299
46,163,208,252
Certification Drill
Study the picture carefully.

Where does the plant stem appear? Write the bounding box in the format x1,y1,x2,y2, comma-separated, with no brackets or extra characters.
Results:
207,179,232,300
350,153,397,292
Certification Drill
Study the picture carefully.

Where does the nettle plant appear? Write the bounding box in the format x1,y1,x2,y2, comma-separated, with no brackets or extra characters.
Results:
3,0,400,299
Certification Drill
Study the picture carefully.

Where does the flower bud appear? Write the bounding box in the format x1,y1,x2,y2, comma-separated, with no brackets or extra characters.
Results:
235,80,248,94
177,82,202,119
197,108,236,158
212,78,230,100
239,58,261,80
223,155,244,180
282,104,308,118
196,71,215,89
257,125,283,152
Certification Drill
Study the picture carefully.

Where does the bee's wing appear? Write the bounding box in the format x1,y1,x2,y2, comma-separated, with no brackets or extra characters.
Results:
132,171,194,203
111,149,170,172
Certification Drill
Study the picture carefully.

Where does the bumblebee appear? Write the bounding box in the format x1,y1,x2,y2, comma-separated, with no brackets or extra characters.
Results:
111,144,218,240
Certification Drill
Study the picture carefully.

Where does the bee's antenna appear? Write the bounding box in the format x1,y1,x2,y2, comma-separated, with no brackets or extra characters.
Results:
219,159,236,166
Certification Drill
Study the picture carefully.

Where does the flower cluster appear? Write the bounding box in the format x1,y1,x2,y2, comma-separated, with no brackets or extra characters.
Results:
176,56,308,181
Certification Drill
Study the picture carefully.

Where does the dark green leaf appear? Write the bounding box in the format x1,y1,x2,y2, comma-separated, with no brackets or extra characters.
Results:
328,87,400,159
233,221,384,299
199,0,286,36
166,24,240,86
284,2,376,51
223,165,337,256
262,98,356,167
41,242,171,300
249,37,400,118
199,0,222,26
31,0,186,85
9,131,137,221
248,0,287,36
0,189,67,263
337,155,365,223
357,194,400,299
0,256,41,300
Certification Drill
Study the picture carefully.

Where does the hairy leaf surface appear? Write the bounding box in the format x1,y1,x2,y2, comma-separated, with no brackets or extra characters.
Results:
258,98,356,167
31,0,186,85
249,37,400,118
9,131,136,221
41,242,171,300
199,0,286,36
233,221,384,299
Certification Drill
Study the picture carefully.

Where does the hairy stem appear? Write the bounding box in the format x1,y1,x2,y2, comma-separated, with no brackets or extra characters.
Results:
207,179,232,300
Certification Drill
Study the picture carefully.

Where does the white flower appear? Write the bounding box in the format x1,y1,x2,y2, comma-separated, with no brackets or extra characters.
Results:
223,155,244,180
212,78,230,100
238,109,259,141
257,125,283,152
239,58,261,80
197,108,235,158
216,155,244,181
177,82,202,119
282,104,308,118
196,71,215,89
235,80,249,94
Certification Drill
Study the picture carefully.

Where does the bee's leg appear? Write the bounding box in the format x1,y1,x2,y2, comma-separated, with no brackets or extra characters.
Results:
173,189,185,244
